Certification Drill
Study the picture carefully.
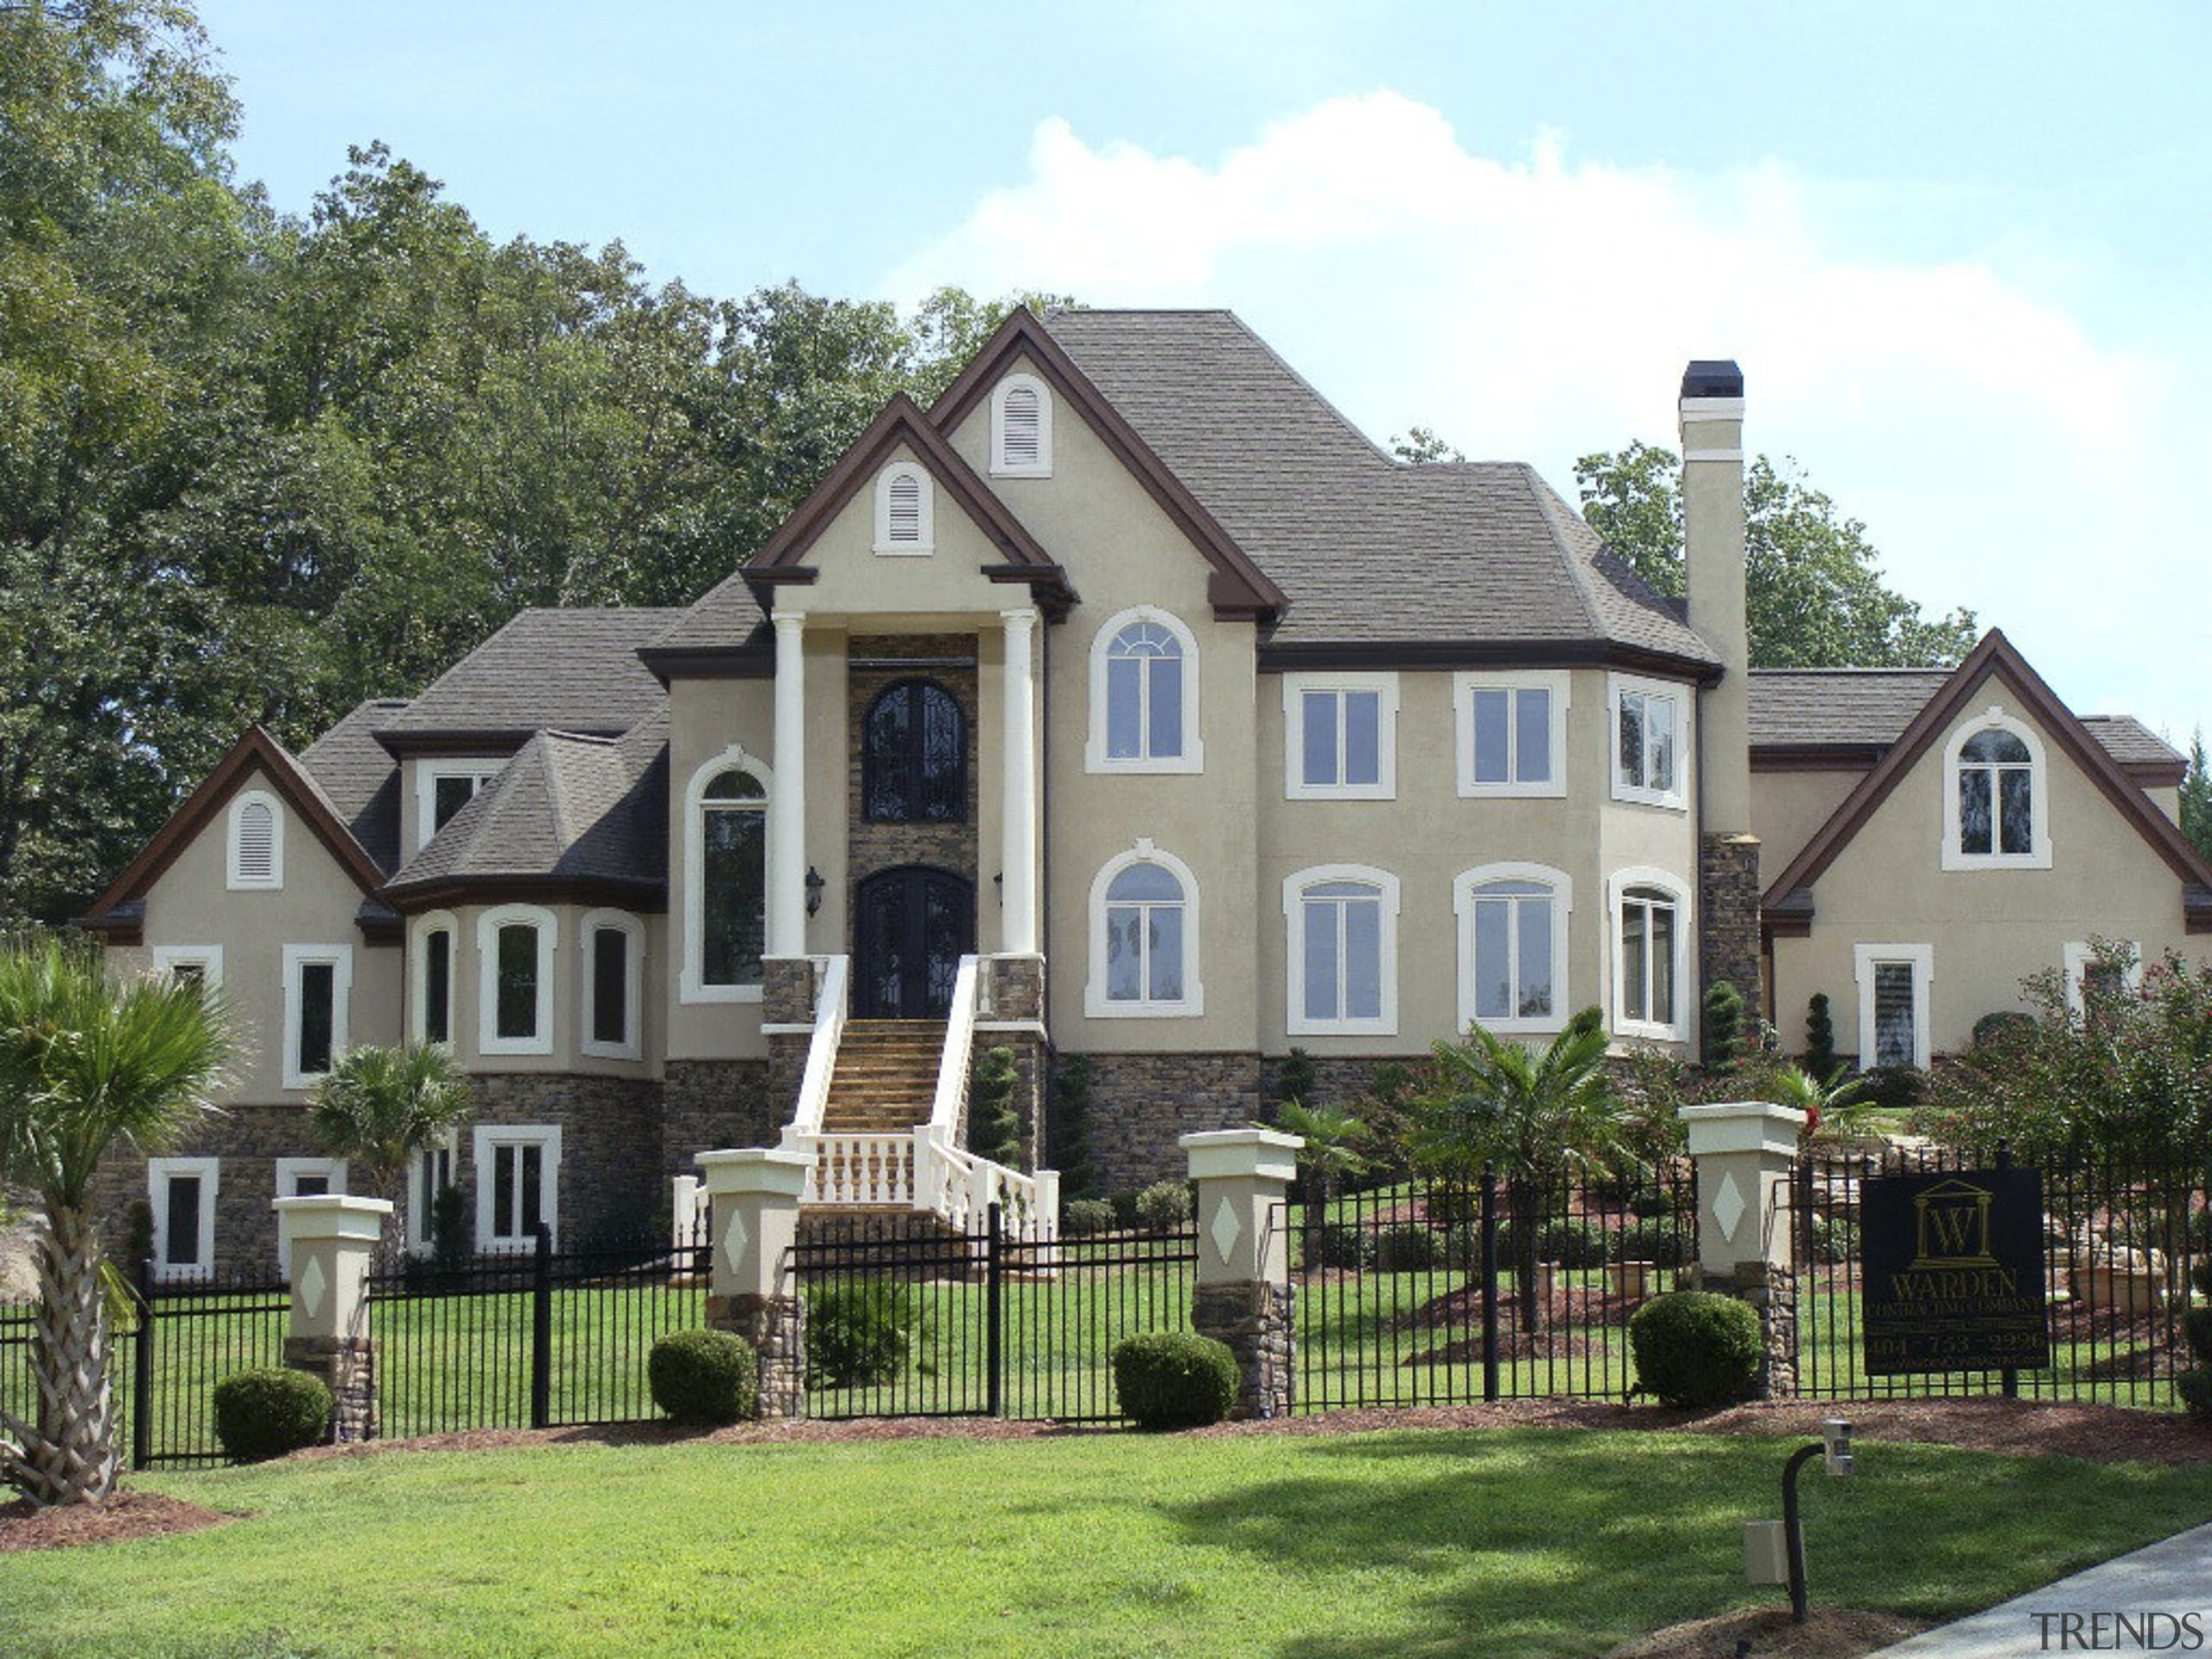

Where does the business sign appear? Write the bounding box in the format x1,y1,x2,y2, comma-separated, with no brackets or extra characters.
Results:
1859,1168,2050,1375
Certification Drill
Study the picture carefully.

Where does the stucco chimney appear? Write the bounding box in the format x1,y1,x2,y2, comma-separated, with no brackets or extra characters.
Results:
1680,360,1749,835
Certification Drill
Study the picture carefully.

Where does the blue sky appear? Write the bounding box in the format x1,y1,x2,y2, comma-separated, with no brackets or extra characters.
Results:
197,0,2211,741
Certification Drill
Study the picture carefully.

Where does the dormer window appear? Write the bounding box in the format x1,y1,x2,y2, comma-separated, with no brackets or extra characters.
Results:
1942,709,2051,869
990,372,1052,477
226,790,283,890
874,461,933,554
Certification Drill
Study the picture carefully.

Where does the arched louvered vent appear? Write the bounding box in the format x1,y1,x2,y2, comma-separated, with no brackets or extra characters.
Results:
991,373,1052,476
874,462,933,553
887,472,922,541
1001,387,1040,467
228,792,282,888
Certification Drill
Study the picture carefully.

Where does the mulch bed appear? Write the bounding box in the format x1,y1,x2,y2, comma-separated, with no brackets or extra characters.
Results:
0,1491,232,1554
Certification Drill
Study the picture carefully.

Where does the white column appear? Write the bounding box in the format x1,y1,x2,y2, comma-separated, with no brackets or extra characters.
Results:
999,607,1039,956
768,610,807,958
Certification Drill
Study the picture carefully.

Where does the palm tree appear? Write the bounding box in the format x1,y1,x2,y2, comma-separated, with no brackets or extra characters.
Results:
1274,1100,1369,1258
307,1043,473,1262
0,932,232,1506
1408,1008,1618,1334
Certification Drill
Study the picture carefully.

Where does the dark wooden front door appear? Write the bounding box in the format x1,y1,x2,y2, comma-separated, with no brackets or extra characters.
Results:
853,867,973,1018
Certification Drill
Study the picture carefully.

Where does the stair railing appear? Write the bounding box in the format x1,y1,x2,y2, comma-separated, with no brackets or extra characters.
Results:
908,956,1058,1240
778,954,849,1148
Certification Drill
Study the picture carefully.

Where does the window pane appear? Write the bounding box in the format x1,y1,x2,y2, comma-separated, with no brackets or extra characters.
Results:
1963,730,2030,764
1618,694,1644,786
1106,658,1143,759
592,926,627,1046
1518,895,1554,1018
1147,656,1183,760
166,1176,201,1267
1107,862,1181,903
521,1144,544,1236
862,690,912,821
1344,899,1382,1020
433,773,477,832
1648,696,1676,792
1105,906,1142,1001
1999,767,2033,855
293,1173,329,1198
919,685,964,823
1343,691,1380,786
1958,769,1993,855
1649,902,1676,1025
493,1146,516,1238
496,925,537,1039
1302,690,1338,786
1516,689,1552,783
1148,906,1184,1002
1302,901,1339,1021
1873,963,1916,1068
1472,690,1510,784
424,930,451,1046
1622,905,1649,1022
1474,898,1511,1020
298,962,334,1076
702,804,766,986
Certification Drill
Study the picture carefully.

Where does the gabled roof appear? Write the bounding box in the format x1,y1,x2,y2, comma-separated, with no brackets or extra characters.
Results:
1761,630,2212,932
79,726,391,942
378,609,683,754
300,697,410,874
382,712,669,910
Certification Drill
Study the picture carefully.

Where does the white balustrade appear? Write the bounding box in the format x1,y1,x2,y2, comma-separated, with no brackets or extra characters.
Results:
779,955,848,1147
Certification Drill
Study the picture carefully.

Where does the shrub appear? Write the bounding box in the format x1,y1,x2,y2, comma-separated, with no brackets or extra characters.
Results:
2183,1306,2212,1363
2178,1369,2212,1421
1702,981,1745,1071
806,1283,921,1389
1616,1217,1688,1268
1804,993,1839,1084
1134,1179,1192,1230
1628,1291,1764,1408
212,1367,332,1463
1372,1224,1440,1272
1274,1047,1319,1109
969,1045,1023,1166
1855,1065,1925,1112
1111,1331,1239,1430
1972,1010,2037,1049
1062,1197,1116,1237
648,1328,760,1426
1540,1218,1611,1268
1049,1055,1099,1202
1301,1222,1372,1270
1808,1215,1860,1266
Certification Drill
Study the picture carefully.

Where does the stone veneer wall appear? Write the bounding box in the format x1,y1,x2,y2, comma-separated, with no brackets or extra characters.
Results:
1065,1052,1263,1191
845,634,981,902
661,1059,776,1173
1699,831,1764,1045
1254,1055,1434,1116
469,1073,663,1248
90,1103,324,1280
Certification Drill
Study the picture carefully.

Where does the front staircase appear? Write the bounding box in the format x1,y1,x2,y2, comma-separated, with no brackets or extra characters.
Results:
819,1020,944,1139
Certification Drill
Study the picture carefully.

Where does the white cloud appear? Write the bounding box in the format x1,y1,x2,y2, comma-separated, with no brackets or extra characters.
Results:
888,92,2210,738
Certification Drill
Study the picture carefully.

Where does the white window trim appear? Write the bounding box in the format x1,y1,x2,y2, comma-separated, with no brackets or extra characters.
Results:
151,945,223,989
1608,674,1689,810
1454,671,1571,798
414,758,505,855
477,905,557,1057
1086,605,1204,774
1283,864,1401,1038
680,746,772,1005
1607,868,1692,1042
2063,939,2143,1016
147,1156,219,1283
872,460,934,554
273,1157,348,1277
580,907,645,1060
1941,707,2054,870
410,910,459,1046
472,1124,562,1253
1854,943,1934,1071
226,789,284,890
405,1135,458,1256
1452,863,1573,1037
1084,839,1205,1019
1282,673,1399,801
989,371,1052,478
281,943,353,1091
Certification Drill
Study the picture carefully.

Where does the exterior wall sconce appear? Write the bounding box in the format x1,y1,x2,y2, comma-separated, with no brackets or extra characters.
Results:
804,866,824,918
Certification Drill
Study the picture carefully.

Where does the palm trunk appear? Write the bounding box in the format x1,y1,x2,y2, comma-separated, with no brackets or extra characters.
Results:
1,1203,118,1505
1509,1179,1545,1337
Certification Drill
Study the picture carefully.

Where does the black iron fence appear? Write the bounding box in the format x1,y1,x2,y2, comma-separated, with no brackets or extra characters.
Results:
1790,1141,2206,1409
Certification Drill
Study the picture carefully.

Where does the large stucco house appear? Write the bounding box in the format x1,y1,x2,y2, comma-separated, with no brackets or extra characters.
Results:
79,308,2212,1279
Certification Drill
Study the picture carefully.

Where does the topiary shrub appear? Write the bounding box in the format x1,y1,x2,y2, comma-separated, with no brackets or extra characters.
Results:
1804,993,1840,1084
2178,1308,2212,1423
969,1045,1023,1166
805,1282,921,1389
1062,1198,1116,1236
1111,1331,1239,1430
1049,1055,1099,1202
1702,981,1745,1071
1628,1291,1764,1408
1134,1179,1193,1231
1972,1010,2037,1049
648,1328,760,1426
212,1367,333,1463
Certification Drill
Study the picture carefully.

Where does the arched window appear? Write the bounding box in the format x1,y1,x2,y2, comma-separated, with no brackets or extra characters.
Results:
1086,842,1203,1016
1610,869,1690,1039
410,911,458,1046
477,906,555,1057
690,763,767,999
226,790,283,889
1088,607,1201,772
1943,711,2050,868
1454,864,1571,1035
873,461,933,554
1285,866,1399,1036
862,680,966,823
991,372,1052,476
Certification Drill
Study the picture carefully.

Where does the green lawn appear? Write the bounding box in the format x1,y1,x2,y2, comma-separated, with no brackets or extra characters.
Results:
9,1427,2212,1659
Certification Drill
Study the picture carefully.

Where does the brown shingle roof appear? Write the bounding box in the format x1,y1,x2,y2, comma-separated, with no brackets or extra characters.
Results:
1751,671,2183,770
380,609,683,747
300,698,410,874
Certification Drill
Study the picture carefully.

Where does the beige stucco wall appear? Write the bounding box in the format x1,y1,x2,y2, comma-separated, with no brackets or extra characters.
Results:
118,767,401,1103
1769,687,2209,1056
408,902,663,1077
1749,766,1866,886
663,674,774,1060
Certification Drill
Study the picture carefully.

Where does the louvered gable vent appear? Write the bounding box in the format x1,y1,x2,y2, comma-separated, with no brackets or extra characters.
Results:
887,472,922,542
1001,385,1040,467
228,792,282,888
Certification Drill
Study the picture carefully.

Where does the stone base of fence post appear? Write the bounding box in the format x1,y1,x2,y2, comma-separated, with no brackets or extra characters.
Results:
1689,1261,1799,1400
1192,1280,1294,1421
283,1335,378,1441
709,1292,807,1421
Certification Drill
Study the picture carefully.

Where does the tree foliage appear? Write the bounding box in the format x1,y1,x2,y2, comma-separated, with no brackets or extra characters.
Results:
2182,731,2212,865
307,1041,472,1255
1574,442,1979,669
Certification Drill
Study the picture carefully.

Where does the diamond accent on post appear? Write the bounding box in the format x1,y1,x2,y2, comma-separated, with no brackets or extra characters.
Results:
721,1208,751,1277
298,1255,327,1323
1209,1196,1243,1267
1713,1171,1746,1243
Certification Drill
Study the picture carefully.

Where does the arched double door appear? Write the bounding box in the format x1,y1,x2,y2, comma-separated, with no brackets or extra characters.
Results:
853,867,973,1019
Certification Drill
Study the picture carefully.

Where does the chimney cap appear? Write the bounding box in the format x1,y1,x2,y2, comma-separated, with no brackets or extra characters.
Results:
1681,359,1744,399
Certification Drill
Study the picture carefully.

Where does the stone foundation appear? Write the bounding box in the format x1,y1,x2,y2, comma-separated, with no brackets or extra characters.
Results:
1192,1280,1294,1421
285,1334,378,1442
1699,831,1764,1046
92,1103,334,1277
1068,1052,1264,1192
1694,1259,1798,1399
470,1073,662,1249
662,1060,775,1173
709,1291,806,1420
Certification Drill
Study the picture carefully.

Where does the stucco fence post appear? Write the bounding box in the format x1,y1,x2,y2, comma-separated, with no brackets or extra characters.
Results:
274,1194,391,1443
1678,1102,1807,1399
1181,1128,1300,1421
696,1147,811,1420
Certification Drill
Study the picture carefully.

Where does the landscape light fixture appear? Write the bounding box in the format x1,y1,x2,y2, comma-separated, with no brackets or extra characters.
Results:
1742,1418,1854,1624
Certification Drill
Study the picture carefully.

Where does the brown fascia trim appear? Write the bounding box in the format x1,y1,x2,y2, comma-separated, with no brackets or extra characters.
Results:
381,874,668,914
80,728,388,925
2129,761,2190,789
928,311,1287,623
1255,638,1725,684
355,901,404,946
1760,887,1816,941
375,728,583,760
637,645,775,683
1751,744,1885,772
1762,628,2212,912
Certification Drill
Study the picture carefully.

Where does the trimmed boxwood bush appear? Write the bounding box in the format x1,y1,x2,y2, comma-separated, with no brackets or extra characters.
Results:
1372,1223,1441,1272
212,1367,332,1463
1628,1291,1764,1408
806,1282,921,1389
1134,1179,1193,1230
1062,1198,1116,1237
1111,1331,1239,1430
648,1328,760,1426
